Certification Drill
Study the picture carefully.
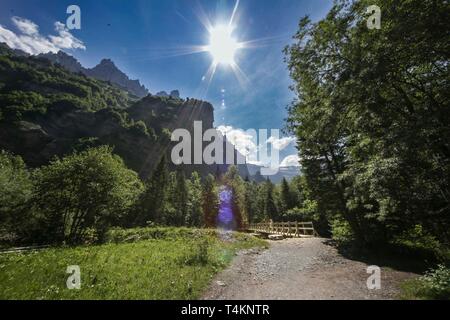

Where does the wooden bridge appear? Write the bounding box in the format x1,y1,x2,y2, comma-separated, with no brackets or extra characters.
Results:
248,221,317,238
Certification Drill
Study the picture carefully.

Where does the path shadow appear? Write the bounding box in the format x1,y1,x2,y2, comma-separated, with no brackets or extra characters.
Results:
322,239,434,274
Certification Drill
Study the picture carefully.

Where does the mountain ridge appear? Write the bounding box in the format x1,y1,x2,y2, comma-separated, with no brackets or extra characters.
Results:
38,51,149,98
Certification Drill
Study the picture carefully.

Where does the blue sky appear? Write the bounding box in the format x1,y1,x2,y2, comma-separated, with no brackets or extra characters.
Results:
0,0,333,166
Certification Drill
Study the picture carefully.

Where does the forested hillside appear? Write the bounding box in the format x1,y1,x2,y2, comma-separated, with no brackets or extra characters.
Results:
0,43,234,178
0,43,131,118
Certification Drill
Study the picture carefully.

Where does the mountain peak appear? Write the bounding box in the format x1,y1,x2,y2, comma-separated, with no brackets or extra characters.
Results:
98,58,116,67
156,90,181,99
56,50,70,57
38,50,83,73
37,49,149,98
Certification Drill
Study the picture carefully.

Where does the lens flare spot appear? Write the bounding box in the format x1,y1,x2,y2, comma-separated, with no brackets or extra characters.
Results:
217,186,236,232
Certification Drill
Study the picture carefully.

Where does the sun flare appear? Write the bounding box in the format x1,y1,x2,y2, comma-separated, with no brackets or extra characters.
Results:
193,0,251,94
207,25,241,66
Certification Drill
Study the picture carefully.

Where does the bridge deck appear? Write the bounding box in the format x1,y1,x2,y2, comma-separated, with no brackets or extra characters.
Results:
248,221,316,238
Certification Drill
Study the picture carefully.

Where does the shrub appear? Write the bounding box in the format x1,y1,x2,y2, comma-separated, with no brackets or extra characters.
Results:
0,151,33,244
284,200,318,222
33,146,144,244
129,120,149,136
330,218,355,244
401,265,450,300
420,265,450,299
105,227,218,244
182,238,210,266
392,225,450,262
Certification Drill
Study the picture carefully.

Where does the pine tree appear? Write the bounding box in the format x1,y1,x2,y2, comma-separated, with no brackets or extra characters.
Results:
264,179,278,221
139,155,169,225
187,172,203,227
202,174,219,228
225,166,248,229
244,180,258,223
172,170,188,226
280,178,293,212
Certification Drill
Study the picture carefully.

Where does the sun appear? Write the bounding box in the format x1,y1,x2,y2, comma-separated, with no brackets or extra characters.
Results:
207,25,241,66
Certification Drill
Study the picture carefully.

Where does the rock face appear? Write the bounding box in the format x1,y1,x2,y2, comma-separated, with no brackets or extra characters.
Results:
156,90,181,99
38,52,149,98
84,59,148,98
0,42,29,57
156,91,169,97
128,96,248,178
170,90,180,99
39,51,84,73
0,95,248,179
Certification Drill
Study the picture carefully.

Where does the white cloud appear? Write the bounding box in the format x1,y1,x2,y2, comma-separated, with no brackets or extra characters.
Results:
50,22,85,50
217,125,258,160
280,155,301,167
217,125,299,168
267,136,296,150
0,16,85,55
12,16,39,36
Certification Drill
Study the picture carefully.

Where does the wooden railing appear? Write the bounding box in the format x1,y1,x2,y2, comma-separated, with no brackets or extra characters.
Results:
248,221,316,238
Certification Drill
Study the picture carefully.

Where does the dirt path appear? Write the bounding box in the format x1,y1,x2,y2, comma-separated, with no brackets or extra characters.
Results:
203,238,418,300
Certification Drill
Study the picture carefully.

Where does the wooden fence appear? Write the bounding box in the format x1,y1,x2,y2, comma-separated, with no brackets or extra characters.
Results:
248,221,317,238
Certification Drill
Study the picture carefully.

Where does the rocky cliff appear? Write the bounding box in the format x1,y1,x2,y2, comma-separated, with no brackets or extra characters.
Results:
39,51,149,98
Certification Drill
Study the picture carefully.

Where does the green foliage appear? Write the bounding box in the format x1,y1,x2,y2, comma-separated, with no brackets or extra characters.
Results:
138,155,170,225
263,179,279,221
244,180,259,223
137,162,207,229
0,52,130,121
284,200,318,222
186,172,204,227
33,146,144,244
330,219,355,244
182,238,210,266
280,178,294,212
105,227,218,243
284,0,450,246
202,174,219,228
0,91,47,120
401,265,450,300
127,120,157,140
225,166,248,229
392,225,450,263
72,137,102,153
166,170,189,226
0,151,32,243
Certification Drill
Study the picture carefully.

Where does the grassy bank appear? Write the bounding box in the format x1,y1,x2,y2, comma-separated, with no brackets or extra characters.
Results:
0,228,267,300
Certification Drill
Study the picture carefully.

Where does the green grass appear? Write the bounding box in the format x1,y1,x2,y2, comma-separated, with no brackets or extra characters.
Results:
0,228,267,300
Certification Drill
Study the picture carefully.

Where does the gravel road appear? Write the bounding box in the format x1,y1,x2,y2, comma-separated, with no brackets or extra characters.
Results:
202,238,418,300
